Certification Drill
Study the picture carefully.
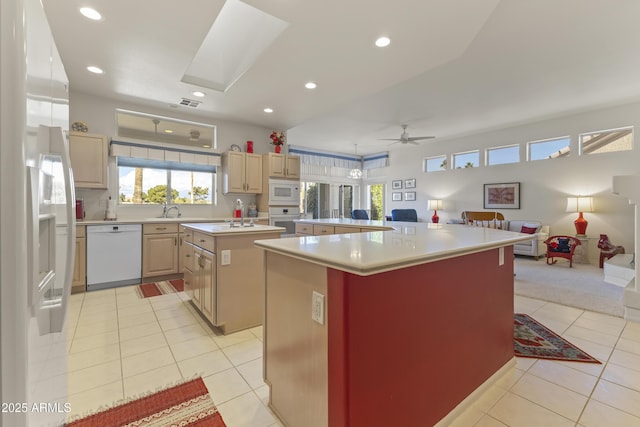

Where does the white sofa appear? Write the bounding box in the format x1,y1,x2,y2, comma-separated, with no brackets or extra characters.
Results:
507,220,549,260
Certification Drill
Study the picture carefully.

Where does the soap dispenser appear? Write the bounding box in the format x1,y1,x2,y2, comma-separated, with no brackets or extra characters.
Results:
234,199,243,218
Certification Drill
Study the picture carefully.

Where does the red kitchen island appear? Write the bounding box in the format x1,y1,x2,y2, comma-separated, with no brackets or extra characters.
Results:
255,222,533,427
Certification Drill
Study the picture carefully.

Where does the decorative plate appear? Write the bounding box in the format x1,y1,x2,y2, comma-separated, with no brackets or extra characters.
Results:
230,144,242,152
71,121,88,132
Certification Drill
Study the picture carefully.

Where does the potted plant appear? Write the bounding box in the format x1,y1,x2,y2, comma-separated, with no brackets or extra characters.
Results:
270,131,285,153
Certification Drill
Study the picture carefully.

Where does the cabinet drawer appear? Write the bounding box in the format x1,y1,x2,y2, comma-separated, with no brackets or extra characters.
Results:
193,231,215,252
76,225,86,238
295,223,313,235
334,226,359,234
143,223,179,234
182,241,195,271
180,226,194,244
313,225,334,235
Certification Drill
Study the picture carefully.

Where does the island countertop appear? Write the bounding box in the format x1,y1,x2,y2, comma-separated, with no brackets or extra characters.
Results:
181,223,285,236
255,222,533,276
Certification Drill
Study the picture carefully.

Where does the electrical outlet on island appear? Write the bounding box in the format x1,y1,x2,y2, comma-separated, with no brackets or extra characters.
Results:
312,291,325,325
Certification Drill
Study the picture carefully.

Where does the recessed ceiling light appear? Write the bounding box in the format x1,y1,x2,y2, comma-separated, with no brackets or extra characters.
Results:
80,7,102,21
164,129,173,134
86,66,104,74
264,108,273,113
192,91,205,97
305,82,317,90
375,36,391,47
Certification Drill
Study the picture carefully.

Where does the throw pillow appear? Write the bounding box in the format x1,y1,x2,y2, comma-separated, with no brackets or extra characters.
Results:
520,226,537,234
523,222,541,232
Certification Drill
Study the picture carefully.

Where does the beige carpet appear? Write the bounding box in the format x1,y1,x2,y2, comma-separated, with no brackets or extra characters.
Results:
514,256,624,317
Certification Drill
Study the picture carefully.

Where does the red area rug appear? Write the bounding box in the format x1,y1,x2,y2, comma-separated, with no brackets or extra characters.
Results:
514,313,600,363
137,279,184,298
66,377,225,426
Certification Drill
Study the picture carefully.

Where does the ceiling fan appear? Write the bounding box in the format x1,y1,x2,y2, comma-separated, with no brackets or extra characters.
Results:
378,124,435,145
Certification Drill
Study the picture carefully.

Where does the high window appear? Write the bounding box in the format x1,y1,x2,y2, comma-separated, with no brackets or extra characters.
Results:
486,144,519,166
424,155,448,172
453,150,479,169
528,136,570,161
580,126,633,155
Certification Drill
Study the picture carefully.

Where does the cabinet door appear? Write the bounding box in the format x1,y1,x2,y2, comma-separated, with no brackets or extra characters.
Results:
191,250,202,309
71,237,86,293
183,267,194,300
142,233,179,277
69,132,108,189
245,153,263,193
285,155,300,178
267,153,286,178
225,151,246,193
199,250,216,324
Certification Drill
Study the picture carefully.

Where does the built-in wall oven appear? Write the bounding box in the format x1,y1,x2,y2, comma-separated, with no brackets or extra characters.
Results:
269,207,300,237
268,179,300,206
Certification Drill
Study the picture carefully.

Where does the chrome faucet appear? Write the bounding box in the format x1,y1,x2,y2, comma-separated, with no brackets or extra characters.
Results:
161,203,181,218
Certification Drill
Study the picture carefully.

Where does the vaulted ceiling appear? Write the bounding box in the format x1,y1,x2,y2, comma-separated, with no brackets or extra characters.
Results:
43,0,640,154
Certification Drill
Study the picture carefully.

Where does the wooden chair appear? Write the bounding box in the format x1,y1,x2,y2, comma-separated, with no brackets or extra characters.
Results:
544,236,581,268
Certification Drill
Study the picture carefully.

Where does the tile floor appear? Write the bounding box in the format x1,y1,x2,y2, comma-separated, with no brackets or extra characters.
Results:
67,286,640,427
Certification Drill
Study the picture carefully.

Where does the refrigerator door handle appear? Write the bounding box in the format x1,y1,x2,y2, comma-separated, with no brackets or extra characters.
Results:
49,127,76,333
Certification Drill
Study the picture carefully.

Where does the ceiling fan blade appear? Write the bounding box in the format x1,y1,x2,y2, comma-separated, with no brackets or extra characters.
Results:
378,138,403,141
407,136,435,141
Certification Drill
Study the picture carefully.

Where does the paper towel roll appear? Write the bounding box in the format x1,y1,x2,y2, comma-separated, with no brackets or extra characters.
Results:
105,198,117,220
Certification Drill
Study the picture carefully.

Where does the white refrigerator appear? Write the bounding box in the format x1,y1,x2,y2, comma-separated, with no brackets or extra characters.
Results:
1,0,74,426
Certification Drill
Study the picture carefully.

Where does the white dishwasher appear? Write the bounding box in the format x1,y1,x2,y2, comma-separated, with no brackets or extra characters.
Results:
87,224,142,291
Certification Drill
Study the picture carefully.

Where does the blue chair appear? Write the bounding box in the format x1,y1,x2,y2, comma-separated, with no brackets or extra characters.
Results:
391,209,418,222
351,209,369,220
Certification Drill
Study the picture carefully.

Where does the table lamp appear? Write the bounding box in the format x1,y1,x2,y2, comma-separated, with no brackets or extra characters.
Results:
566,196,593,236
428,199,443,223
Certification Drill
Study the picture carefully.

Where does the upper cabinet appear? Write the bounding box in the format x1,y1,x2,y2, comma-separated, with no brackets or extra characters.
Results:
69,132,108,189
264,153,300,179
221,151,263,194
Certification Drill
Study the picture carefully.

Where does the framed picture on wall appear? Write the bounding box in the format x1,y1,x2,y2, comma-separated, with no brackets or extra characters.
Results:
392,192,402,201
483,182,520,209
392,180,402,189
405,178,416,189
404,191,416,201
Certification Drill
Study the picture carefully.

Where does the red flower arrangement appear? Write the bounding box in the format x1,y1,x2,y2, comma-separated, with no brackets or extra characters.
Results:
270,131,285,146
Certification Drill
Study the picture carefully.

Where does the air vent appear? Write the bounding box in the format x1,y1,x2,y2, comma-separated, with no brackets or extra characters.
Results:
178,98,201,108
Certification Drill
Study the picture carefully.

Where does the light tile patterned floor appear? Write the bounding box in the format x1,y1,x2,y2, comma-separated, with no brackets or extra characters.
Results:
67,286,640,426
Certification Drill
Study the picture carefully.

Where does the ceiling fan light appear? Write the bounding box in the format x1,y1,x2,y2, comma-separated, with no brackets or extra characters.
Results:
349,168,362,179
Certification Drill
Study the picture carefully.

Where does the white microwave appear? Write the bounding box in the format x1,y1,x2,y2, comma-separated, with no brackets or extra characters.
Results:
268,179,300,206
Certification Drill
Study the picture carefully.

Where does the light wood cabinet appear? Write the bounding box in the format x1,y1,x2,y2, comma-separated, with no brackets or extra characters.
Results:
194,248,216,322
295,223,313,236
69,131,108,189
142,223,179,278
179,225,193,273
263,153,300,179
72,226,86,293
313,224,334,236
222,151,263,194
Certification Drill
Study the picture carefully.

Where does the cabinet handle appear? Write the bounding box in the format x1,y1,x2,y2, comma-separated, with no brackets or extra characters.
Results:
186,254,190,258
156,227,167,231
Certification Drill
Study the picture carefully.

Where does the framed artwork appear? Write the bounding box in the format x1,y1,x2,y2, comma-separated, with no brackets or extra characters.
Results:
405,178,416,189
392,192,402,201
392,180,403,189
404,191,416,201
484,182,520,209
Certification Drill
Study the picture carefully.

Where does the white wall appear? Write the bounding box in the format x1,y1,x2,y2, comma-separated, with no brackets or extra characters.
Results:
70,91,275,220
366,101,640,255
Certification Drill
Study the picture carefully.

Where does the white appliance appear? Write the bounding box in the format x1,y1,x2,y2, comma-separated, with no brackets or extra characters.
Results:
87,224,142,291
269,207,301,237
1,0,73,425
268,179,301,206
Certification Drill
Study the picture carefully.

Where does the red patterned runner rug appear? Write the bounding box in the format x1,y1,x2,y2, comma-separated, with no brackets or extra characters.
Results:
137,279,184,298
66,377,225,426
514,313,600,363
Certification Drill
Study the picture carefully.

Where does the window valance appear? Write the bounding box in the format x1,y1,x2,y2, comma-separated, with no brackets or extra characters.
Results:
111,139,220,172
288,146,389,170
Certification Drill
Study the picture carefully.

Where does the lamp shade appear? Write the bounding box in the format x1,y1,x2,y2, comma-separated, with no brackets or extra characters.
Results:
428,199,443,210
566,196,594,213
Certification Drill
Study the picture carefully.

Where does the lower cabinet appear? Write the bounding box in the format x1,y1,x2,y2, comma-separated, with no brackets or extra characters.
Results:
193,248,216,323
142,223,179,278
72,226,86,293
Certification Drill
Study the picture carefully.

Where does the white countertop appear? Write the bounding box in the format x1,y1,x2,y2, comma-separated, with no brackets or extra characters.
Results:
77,216,268,226
295,218,390,229
182,223,285,236
255,222,534,276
